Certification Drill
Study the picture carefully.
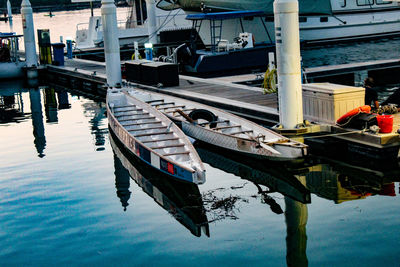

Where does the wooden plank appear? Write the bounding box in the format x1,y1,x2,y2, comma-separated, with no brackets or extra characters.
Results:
150,143,185,149
214,125,240,130
128,126,167,132
163,151,190,156
134,131,172,137
231,130,253,135
121,121,161,127
118,116,155,122
141,137,180,143
158,105,186,111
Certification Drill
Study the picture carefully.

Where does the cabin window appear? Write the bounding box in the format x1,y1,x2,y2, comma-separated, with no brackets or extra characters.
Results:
357,0,374,6
299,17,307,23
320,17,328,22
376,0,391,4
339,0,346,7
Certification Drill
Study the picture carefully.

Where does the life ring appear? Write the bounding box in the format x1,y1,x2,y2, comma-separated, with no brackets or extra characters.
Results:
188,109,218,128
336,105,371,124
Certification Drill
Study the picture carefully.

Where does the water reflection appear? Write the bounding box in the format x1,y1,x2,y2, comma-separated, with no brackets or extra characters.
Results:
0,81,27,124
82,101,108,151
305,161,398,203
285,196,308,267
110,133,210,237
113,153,132,211
195,142,311,204
43,88,58,123
29,89,46,158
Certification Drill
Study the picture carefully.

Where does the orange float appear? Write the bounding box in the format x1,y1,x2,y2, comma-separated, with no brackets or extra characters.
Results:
336,105,371,124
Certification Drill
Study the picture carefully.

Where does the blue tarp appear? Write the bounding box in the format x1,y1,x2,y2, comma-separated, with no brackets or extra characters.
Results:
186,10,265,20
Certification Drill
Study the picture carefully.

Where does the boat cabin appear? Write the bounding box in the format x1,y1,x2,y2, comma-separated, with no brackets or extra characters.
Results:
178,10,275,76
0,33,25,80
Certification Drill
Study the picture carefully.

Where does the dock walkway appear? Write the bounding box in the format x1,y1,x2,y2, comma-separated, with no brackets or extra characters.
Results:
48,58,280,124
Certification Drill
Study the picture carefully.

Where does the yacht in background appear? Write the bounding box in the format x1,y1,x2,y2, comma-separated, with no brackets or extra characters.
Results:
75,0,191,49
159,0,400,45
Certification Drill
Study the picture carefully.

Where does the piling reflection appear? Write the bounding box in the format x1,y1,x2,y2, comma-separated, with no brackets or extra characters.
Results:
43,88,58,123
194,142,311,204
29,89,46,158
110,133,210,237
113,153,132,211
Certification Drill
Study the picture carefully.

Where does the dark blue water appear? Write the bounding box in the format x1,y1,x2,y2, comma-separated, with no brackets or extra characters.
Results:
1,82,400,266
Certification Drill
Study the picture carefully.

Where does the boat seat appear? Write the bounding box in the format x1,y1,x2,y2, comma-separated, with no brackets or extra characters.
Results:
128,125,167,132
121,121,161,127
214,125,240,130
146,99,164,104
134,131,173,137
118,115,155,122
162,151,190,156
151,102,175,107
113,104,136,109
165,108,195,114
157,105,186,111
115,111,147,117
141,137,180,143
114,108,143,113
230,130,253,135
150,143,185,149
198,120,230,126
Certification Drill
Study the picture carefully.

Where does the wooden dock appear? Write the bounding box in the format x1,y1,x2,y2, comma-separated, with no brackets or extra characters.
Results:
45,57,400,160
47,58,280,124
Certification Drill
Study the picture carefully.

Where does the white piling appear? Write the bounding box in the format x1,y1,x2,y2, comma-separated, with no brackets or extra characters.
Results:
145,0,158,44
101,0,122,87
21,0,37,68
7,0,13,32
274,0,303,129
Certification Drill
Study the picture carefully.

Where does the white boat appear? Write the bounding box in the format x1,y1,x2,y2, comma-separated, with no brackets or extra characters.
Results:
0,33,25,80
75,0,191,49
110,133,210,237
160,0,400,45
128,89,308,161
106,89,206,184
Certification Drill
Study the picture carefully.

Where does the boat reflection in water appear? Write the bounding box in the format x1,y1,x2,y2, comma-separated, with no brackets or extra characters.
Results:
194,142,310,266
0,80,28,124
305,160,398,203
194,142,311,205
110,132,210,237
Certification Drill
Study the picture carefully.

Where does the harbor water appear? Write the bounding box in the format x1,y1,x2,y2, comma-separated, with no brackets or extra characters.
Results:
1,8,400,267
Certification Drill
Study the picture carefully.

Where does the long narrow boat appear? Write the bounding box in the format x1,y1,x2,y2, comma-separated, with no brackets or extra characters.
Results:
127,89,308,161
106,89,206,184
110,133,210,237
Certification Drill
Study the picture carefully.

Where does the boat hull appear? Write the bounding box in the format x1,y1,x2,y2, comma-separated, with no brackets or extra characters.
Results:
106,90,206,184
0,61,25,80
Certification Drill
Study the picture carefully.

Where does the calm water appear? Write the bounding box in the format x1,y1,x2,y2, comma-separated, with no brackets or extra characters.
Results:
1,82,400,266
1,8,400,266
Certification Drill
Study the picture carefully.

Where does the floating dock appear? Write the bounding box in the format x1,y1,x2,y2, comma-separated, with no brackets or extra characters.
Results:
45,57,400,161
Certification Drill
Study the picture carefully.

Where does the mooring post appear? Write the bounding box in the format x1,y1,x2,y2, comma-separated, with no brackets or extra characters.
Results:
274,0,303,129
21,0,38,79
7,0,13,32
145,0,158,45
101,0,122,87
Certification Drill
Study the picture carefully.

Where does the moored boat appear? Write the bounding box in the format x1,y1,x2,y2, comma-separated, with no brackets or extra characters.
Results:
0,33,25,80
106,89,206,184
127,89,308,161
